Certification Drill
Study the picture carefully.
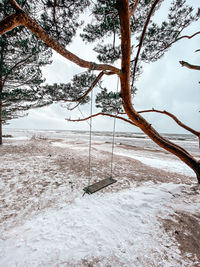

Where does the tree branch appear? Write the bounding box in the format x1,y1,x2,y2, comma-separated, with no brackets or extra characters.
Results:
0,7,120,74
117,0,200,177
66,71,105,103
0,13,25,34
9,0,22,10
138,109,200,137
179,61,200,71
21,0,28,8
131,0,161,88
129,0,140,18
152,31,200,60
66,112,136,126
175,31,200,42
2,54,33,88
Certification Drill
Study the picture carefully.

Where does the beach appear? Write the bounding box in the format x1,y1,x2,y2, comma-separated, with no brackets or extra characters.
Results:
0,129,200,266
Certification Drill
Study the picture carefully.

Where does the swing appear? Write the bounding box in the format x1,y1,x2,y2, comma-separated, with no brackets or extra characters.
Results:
83,177,116,194
83,78,119,195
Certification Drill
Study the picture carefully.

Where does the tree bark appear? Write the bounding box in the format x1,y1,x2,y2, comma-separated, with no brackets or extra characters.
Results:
117,0,200,182
0,83,2,146
0,43,3,146
138,109,200,138
0,11,120,74
179,61,200,71
67,112,136,125
0,102,2,146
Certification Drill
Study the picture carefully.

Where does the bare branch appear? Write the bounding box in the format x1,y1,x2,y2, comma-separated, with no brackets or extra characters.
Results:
2,54,33,87
129,0,140,18
153,31,200,60
8,0,22,10
138,109,200,137
131,0,161,88
21,0,28,8
55,71,105,111
117,0,200,174
0,13,24,35
66,112,136,126
179,61,200,71
67,102,80,111
67,71,105,103
175,31,200,42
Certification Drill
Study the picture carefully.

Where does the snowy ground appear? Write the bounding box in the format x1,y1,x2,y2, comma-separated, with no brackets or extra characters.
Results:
0,134,200,266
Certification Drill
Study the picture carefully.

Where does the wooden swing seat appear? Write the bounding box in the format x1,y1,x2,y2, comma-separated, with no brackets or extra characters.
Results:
83,177,117,194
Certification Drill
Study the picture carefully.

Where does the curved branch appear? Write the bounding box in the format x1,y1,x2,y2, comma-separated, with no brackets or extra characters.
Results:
138,109,200,137
0,9,120,74
0,12,24,34
117,0,200,180
2,54,33,88
67,71,105,103
131,0,161,88
66,112,136,126
179,61,200,71
129,0,140,18
152,32,200,60
175,31,200,42
59,71,105,111
9,0,22,10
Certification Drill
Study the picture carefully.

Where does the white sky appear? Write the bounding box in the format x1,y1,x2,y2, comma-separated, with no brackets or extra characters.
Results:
5,0,200,134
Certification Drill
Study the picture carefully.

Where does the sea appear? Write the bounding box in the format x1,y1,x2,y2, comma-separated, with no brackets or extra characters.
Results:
3,128,200,155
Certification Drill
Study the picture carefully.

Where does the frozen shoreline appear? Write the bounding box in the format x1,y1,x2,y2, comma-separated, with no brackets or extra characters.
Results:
1,132,200,266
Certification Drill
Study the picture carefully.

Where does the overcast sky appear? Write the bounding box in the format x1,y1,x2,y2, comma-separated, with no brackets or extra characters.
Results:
5,1,200,134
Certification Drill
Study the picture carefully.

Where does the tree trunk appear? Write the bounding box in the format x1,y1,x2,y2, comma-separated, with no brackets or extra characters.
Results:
0,99,2,146
0,76,2,145
117,0,200,183
0,38,3,146
199,136,200,150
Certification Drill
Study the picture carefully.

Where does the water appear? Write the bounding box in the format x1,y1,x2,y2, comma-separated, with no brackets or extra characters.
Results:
3,128,199,154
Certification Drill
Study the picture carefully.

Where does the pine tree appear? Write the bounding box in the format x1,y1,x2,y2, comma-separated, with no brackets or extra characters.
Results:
0,1,54,144
0,0,200,182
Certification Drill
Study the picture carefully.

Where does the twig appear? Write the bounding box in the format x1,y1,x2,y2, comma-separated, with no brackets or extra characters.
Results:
179,61,200,71
66,112,136,126
153,31,200,60
129,0,140,18
175,31,200,44
70,71,104,103
65,71,105,111
131,0,161,89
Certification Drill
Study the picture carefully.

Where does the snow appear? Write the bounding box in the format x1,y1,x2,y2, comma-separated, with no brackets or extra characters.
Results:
70,141,197,177
1,133,200,266
0,183,196,266
115,152,195,177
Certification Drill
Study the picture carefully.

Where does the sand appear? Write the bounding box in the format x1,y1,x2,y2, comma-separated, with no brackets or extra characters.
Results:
0,137,200,266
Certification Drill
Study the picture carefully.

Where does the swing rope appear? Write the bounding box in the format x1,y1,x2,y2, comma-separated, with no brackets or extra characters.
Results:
88,89,93,187
110,76,120,178
83,76,119,194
